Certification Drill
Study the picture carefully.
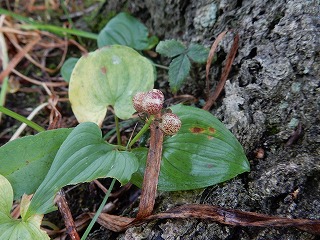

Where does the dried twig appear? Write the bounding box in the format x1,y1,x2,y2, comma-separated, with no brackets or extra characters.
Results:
55,190,80,240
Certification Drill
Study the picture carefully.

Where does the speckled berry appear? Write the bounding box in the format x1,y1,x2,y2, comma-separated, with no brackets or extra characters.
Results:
132,92,146,113
141,89,164,115
159,113,181,135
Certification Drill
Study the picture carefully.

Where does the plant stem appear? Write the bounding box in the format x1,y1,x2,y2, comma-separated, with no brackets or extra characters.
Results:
60,0,73,27
114,115,121,146
136,113,164,219
103,118,137,140
152,63,169,70
60,0,84,46
0,106,45,132
81,178,116,240
56,190,80,240
128,116,154,148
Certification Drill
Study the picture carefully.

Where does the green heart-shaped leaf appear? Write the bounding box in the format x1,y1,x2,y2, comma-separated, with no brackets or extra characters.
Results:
60,57,79,82
98,12,156,50
26,122,139,217
69,45,155,125
0,128,72,200
0,174,49,240
131,105,250,191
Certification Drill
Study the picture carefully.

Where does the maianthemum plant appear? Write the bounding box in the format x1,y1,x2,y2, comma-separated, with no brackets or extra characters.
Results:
0,44,249,239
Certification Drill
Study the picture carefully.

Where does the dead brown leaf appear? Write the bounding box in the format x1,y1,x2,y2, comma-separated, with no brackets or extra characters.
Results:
203,33,239,111
205,30,228,96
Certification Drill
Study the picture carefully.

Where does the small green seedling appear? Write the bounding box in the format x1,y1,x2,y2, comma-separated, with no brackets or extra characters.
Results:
97,12,158,50
156,39,209,93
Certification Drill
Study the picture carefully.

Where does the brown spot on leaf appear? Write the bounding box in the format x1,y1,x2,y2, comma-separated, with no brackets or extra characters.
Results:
190,127,205,133
208,127,215,134
101,66,107,74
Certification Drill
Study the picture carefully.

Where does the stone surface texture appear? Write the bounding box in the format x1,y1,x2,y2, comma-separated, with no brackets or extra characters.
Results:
88,0,320,239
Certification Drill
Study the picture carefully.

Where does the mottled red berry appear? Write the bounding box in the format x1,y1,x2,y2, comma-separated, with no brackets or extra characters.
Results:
159,113,181,135
132,92,146,113
141,89,164,115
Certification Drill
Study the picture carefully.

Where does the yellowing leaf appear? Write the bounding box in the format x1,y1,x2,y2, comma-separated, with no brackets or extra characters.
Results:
69,45,155,125
0,174,13,218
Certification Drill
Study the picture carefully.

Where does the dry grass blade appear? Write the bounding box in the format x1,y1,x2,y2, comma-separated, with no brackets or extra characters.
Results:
0,26,40,36
12,69,68,87
9,102,49,141
47,95,62,130
0,34,40,83
4,31,67,74
203,33,239,111
0,16,85,82
205,30,228,96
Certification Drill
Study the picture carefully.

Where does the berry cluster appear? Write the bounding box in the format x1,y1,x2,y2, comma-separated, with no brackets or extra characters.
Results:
132,89,181,135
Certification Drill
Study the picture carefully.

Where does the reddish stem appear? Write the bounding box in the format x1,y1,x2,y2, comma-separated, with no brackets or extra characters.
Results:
136,113,164,219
